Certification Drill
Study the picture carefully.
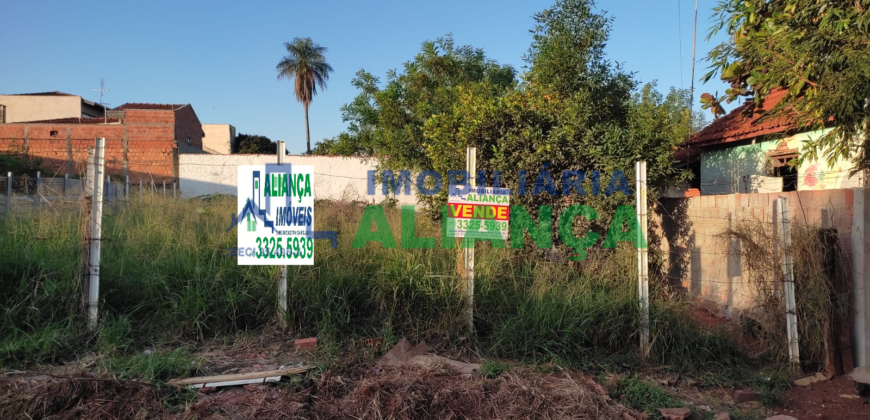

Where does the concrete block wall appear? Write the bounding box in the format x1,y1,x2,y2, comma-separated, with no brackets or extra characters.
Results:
179,154,418,205
660,189,859,316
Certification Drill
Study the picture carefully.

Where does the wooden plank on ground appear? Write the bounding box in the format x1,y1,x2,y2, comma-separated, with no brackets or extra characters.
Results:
168,366,311,387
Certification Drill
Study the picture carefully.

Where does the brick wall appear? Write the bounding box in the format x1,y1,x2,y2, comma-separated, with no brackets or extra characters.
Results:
125,109,177,182
0,112,179,183
173,105,203,149
0,125,26,154
659,189,857,316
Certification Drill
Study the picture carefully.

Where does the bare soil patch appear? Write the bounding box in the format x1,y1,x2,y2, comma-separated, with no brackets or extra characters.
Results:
1,361,644,419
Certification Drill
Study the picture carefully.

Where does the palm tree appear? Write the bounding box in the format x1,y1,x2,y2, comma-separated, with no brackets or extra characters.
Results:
277,38,334,154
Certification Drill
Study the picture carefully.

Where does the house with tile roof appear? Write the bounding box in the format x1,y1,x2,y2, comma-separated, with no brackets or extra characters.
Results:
0,91,107,123
676,89,864,196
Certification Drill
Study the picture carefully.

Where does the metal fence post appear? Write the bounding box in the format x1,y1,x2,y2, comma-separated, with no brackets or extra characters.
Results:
64,174,69,199
162,181,166,199
173,181,177,199
125,175,129,201
151,180,155,197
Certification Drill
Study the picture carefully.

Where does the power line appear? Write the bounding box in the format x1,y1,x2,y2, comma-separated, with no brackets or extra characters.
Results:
677,0,684,89
690,0,699,113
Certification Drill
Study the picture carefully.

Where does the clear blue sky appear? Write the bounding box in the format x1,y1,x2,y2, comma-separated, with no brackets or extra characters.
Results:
0,0,733,155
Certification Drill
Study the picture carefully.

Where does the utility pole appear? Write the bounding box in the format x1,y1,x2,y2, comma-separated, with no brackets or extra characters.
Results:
690,0,699,114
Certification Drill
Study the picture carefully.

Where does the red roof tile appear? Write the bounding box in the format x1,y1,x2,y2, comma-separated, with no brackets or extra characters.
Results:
4,91,77,96
113,103,186,111
20,117,122,124
687,88,793,147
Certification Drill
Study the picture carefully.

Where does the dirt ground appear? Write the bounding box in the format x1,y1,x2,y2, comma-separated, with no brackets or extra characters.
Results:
777,375,870,419
0,363,645,420
3,324,870,419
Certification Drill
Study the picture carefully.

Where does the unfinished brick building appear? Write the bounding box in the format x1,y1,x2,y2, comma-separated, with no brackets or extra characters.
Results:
0,102,203,183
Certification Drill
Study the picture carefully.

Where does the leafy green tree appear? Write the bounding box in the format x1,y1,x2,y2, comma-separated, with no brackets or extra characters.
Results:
277,37,334,154
310,70,381,156
237,133,281,154
324,0,698,233
704,0,870,171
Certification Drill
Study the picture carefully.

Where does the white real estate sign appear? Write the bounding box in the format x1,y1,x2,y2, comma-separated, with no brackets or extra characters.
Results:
237,165,314,265
446,185,510,241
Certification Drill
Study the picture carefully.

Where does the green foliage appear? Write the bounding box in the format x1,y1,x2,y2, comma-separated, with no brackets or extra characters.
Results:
321,0,699,238
0,199,757,382
236,133,281,154
609,375,683,419
0,154,43,176
479,360,510,379
705,0,870,171
746,368,792,407
101,348,198,382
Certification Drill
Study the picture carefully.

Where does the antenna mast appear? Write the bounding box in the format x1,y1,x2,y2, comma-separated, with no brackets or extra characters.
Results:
92,78,110,124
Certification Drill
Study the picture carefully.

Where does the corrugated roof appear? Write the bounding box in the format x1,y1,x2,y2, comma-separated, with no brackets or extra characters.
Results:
21,117,122,124
3,91,77,96
113,103,186,111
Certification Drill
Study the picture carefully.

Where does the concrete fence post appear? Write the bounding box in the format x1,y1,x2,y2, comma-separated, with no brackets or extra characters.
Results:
87,138,107,330
276,140,289,329
853,188,868,367
6,172,11,214
36,171,41,209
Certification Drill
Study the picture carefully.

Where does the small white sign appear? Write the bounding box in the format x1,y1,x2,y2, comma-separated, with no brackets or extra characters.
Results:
446,185,510,241
237,165,314,265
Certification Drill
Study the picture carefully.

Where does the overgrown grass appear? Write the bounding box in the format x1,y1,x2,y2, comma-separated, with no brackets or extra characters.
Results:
1,196,762,384
608,375,682,419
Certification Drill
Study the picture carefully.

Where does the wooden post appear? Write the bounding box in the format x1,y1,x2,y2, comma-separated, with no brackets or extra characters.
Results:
464,146,477,335
778,197,801,371
87,138,107,329
636,161,650,357
277,140,289,329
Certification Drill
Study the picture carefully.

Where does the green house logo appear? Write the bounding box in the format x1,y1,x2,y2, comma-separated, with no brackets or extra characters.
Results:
246,213,256,232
